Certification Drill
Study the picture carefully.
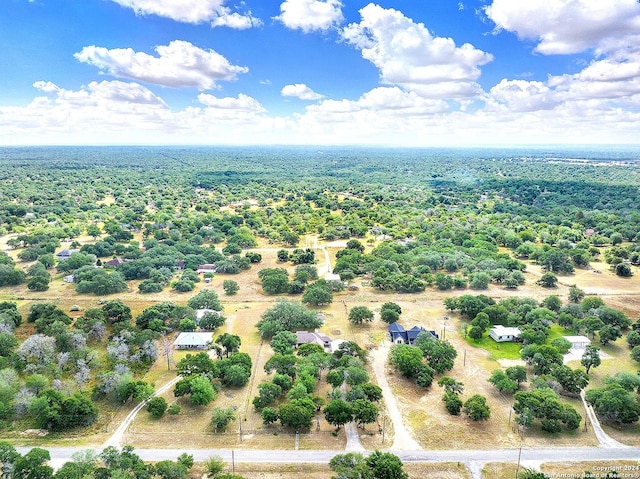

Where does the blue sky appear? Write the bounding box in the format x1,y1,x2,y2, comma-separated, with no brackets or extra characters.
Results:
0,0,639,146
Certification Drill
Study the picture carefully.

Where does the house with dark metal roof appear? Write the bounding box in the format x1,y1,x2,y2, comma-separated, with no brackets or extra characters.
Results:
388,323,438,345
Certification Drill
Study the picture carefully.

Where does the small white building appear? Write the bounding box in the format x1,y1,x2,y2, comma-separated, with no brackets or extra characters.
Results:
324,272,342,281
563,335,591,349
173,332,214,350
489,325,521,342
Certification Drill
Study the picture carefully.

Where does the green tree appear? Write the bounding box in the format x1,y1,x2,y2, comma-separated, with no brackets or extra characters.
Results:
521,344,563,375
415,334,457,374
329,453,373,479
380,308,400,324
102,300,132,325
599,324,622,345
463,394,490,421
506,366,527,385
615,263,632,277
147,396,168,419
437,376,464,394
223,279,239,295
469,272,491,290
210,407,236,432
568,285,585,303
155,460,188,479
581,344,601,374
256,300,322,339
389,344,424,378
260,269,290,295
12,448,53,479
351,399,379,429
188,376,216,406
216,333,241,357
541,295,562,312
323,399,353,430
536,272,558,288
488,370,519,394
0,332,18,357
552,365,589,396
203,456,225,477
270,330,298,355
278,398,315,431
348,306,374,325
442,391,463,415
253,382,283,410
199,311,225,331
302,282,333,306
187,289,222,311
262,407,279,425
365,451,408,479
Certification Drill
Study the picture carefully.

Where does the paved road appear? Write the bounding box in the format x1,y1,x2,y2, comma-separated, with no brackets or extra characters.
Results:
18,445,640,467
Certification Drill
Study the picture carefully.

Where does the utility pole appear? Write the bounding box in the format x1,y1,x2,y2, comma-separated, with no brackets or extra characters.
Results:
515,441,522,478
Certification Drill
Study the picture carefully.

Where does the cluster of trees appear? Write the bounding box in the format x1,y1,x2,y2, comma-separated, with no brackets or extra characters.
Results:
0,252,26,287
258,265,341,304
585,372,640,426
348,302,403,326
329,451,408,479
513,388,582,433
254,337,380,433
256,300,323,339
0,443,200,479
174,348,251,406
389,333,457,390
488,366,527,395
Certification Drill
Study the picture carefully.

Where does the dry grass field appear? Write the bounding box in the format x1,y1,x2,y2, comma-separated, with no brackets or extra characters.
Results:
183,461,472,479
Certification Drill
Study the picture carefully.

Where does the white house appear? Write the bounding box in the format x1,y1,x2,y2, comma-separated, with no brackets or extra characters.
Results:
489,325,521,342
563,335,591,349
173,332,214,350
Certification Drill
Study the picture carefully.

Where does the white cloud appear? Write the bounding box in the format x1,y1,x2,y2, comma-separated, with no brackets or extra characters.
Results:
487,51,640,112
485,0,640,55
488,79,558,112
211,9,261,29
275,0,343,33
197,93,265,112
342,4,492,98
109,0,260,27
74,40,248,90
281,84,324,100
0,80,286,144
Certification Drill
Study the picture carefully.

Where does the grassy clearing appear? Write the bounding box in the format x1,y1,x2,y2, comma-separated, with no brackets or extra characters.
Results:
464,334,523,361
